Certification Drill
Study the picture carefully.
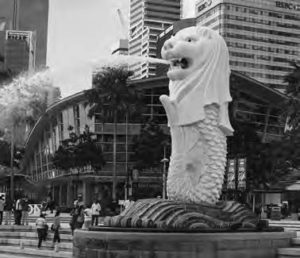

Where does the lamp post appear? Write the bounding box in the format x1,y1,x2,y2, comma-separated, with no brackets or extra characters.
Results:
10,126,15,201
161,145,169,199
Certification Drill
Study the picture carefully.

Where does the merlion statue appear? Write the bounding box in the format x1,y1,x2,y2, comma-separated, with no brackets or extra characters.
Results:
160,26,233,204
104,26,262,230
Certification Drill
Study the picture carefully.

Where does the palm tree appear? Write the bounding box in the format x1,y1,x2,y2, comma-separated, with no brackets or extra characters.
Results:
283,61,300,130
84,66,144,202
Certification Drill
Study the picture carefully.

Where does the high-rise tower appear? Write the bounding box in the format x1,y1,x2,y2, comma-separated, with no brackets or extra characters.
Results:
129,0,181,79
196,0,300,91
4,30,36,73
0,0,49,72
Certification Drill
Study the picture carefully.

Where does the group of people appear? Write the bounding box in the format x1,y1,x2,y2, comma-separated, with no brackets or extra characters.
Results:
69,196,102,234
35,210,61,249
0,196,29,225
0,193,104,248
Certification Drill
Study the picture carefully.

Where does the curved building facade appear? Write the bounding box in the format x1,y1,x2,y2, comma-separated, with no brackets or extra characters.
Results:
22,74,286,209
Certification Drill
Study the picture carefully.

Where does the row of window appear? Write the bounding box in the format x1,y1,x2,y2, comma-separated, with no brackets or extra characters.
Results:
197,4,300,24
224,23,300,39
225,4,300,22
224,31,299,47
227,41,298,56
238,70,284,81
230,59,292,72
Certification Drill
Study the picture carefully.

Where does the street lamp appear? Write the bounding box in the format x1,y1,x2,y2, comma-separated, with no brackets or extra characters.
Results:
10,126,15,201
161,145,169,199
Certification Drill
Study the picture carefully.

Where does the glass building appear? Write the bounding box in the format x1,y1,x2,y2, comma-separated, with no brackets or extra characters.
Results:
196,0,300,91
129,0,181,79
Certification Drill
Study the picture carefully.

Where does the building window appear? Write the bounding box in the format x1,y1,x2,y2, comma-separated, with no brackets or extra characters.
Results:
73,105,80,135
58,112,64,142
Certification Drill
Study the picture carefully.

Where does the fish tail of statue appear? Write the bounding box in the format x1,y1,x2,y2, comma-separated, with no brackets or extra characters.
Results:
160,95,227,204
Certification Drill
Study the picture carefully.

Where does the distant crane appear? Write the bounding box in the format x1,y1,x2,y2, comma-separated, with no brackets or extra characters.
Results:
117,8,128,39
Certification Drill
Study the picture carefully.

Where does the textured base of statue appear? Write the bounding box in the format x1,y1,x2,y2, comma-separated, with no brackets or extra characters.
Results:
103,198,266,231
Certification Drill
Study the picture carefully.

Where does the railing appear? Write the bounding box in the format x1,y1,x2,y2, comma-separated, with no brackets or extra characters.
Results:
94,123,141,135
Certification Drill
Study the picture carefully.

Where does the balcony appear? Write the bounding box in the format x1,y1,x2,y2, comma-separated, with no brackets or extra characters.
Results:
94,123,141,135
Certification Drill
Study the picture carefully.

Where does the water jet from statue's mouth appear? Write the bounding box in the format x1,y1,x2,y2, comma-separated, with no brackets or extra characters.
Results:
169,58,189,70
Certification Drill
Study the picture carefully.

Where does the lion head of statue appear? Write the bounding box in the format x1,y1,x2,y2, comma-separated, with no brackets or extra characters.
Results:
160,26,233,135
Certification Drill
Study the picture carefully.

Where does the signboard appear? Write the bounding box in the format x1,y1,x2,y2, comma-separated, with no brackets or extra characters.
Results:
237,158,247,189
275,1,300,11
197,0,212,12
226,159,236,189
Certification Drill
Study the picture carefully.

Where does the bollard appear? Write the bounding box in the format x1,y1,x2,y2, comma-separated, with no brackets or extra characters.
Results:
20,240,24,249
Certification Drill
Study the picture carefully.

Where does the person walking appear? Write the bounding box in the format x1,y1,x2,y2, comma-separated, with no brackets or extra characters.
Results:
0,195,4,225
83,206,92,229
52,210,61,250
91,199,101,226
21,197,29,226
70,196,85,235
36,213,47,248
4,196,13,225
14,198,22,225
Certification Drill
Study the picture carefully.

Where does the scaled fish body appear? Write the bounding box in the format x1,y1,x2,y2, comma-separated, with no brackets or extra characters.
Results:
160,98,227,204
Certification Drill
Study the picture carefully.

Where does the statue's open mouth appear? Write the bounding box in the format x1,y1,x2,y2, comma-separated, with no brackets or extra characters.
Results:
170,58,189,69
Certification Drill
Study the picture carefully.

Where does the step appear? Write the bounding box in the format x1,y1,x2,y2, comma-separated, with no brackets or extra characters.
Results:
0,225,71,233
278,247,300,258
0,238,73,251
0,254,34,258
0,246,72,258
292,238,300,246
0,231,73,241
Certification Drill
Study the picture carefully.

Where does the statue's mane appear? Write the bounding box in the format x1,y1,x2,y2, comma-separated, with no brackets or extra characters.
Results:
168,26,233,136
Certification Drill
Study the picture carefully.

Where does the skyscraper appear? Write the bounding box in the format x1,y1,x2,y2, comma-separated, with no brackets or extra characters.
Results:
129,0,181,79
196,0,300,91
4,30,36,73
0,0,49,72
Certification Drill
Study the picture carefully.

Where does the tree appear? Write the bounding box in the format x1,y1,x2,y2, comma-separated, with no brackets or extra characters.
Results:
52,125,105,171
132,119,170,170
227,82,289,190
283,61,300,130
84,66,144,201
0,70,60,200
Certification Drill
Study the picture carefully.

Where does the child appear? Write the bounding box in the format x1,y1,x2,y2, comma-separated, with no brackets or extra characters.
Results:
91,200,101,226
36,213,47,248
52,210,61,249
82,207,92,230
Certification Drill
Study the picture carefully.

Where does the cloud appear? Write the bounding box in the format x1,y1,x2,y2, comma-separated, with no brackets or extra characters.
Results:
47,0,130,97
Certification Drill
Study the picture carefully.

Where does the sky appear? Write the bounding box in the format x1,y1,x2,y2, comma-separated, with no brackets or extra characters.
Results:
47,0,195,97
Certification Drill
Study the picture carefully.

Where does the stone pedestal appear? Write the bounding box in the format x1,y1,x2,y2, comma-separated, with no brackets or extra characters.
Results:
73,229,295,258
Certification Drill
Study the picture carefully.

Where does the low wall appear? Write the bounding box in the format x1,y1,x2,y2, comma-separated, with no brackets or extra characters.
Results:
73,228,295,258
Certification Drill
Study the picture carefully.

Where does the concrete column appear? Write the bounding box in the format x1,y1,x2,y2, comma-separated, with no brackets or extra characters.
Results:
82,181,87,205
59,184,63,206
67,181,72,207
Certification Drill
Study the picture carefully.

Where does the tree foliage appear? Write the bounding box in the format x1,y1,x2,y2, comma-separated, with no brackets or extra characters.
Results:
228,122,291,189
132,120,170,170
227,61,300,189
0,138,24,168
52,127,105,171
84,66,144,122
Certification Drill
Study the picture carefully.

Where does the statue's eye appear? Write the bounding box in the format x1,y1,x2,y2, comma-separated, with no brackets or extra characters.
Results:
186,37,196,42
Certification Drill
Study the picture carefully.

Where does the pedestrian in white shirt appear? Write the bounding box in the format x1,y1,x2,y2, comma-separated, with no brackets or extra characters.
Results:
82,207,92,229
91,200,101,226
